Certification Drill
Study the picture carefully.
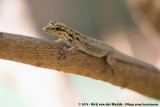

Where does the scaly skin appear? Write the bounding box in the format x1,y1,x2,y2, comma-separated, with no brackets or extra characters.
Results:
43,20,159,72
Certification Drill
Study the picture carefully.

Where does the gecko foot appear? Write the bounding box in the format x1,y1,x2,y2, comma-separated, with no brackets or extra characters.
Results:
105,52,116,75
58,46,79,59
58,47,68,59
105,64,116,75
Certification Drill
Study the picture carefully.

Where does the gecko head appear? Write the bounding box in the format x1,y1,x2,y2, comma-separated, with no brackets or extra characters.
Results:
43,21,80,46
43,21,64,35
43,21,72,41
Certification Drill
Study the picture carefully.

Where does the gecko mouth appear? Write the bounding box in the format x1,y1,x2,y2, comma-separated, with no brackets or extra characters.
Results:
43,26,50,33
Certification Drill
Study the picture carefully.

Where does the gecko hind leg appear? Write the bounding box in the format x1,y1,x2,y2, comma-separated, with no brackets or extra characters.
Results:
105,52,116,75
58,46,79,59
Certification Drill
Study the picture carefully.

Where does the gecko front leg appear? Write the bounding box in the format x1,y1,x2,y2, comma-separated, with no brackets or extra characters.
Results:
105,52,116,74
59,46,79,59
55,39,79,59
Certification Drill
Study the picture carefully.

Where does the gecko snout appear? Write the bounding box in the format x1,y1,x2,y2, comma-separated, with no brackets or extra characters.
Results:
43,23,54,33
43,26,49,33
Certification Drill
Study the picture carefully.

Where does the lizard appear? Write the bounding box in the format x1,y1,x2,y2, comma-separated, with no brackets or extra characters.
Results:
43,20,159,73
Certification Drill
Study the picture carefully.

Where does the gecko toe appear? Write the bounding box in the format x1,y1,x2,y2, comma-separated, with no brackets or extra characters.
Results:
58,47,68,59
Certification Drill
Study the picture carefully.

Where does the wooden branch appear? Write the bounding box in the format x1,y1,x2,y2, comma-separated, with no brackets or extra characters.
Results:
0,32,160,100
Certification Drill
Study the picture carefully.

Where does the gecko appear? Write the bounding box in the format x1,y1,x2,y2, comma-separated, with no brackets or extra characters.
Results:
43,20,159,73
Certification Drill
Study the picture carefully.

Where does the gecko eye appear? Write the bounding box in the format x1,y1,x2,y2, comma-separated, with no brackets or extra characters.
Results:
68,39,72,42
55,27,61,31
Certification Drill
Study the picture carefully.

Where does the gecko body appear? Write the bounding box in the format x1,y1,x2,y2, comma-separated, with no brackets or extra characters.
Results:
43,21,115,57
43,21,158,72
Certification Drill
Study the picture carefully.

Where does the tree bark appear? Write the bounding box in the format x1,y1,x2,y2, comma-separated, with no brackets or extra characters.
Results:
0,32,160,100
